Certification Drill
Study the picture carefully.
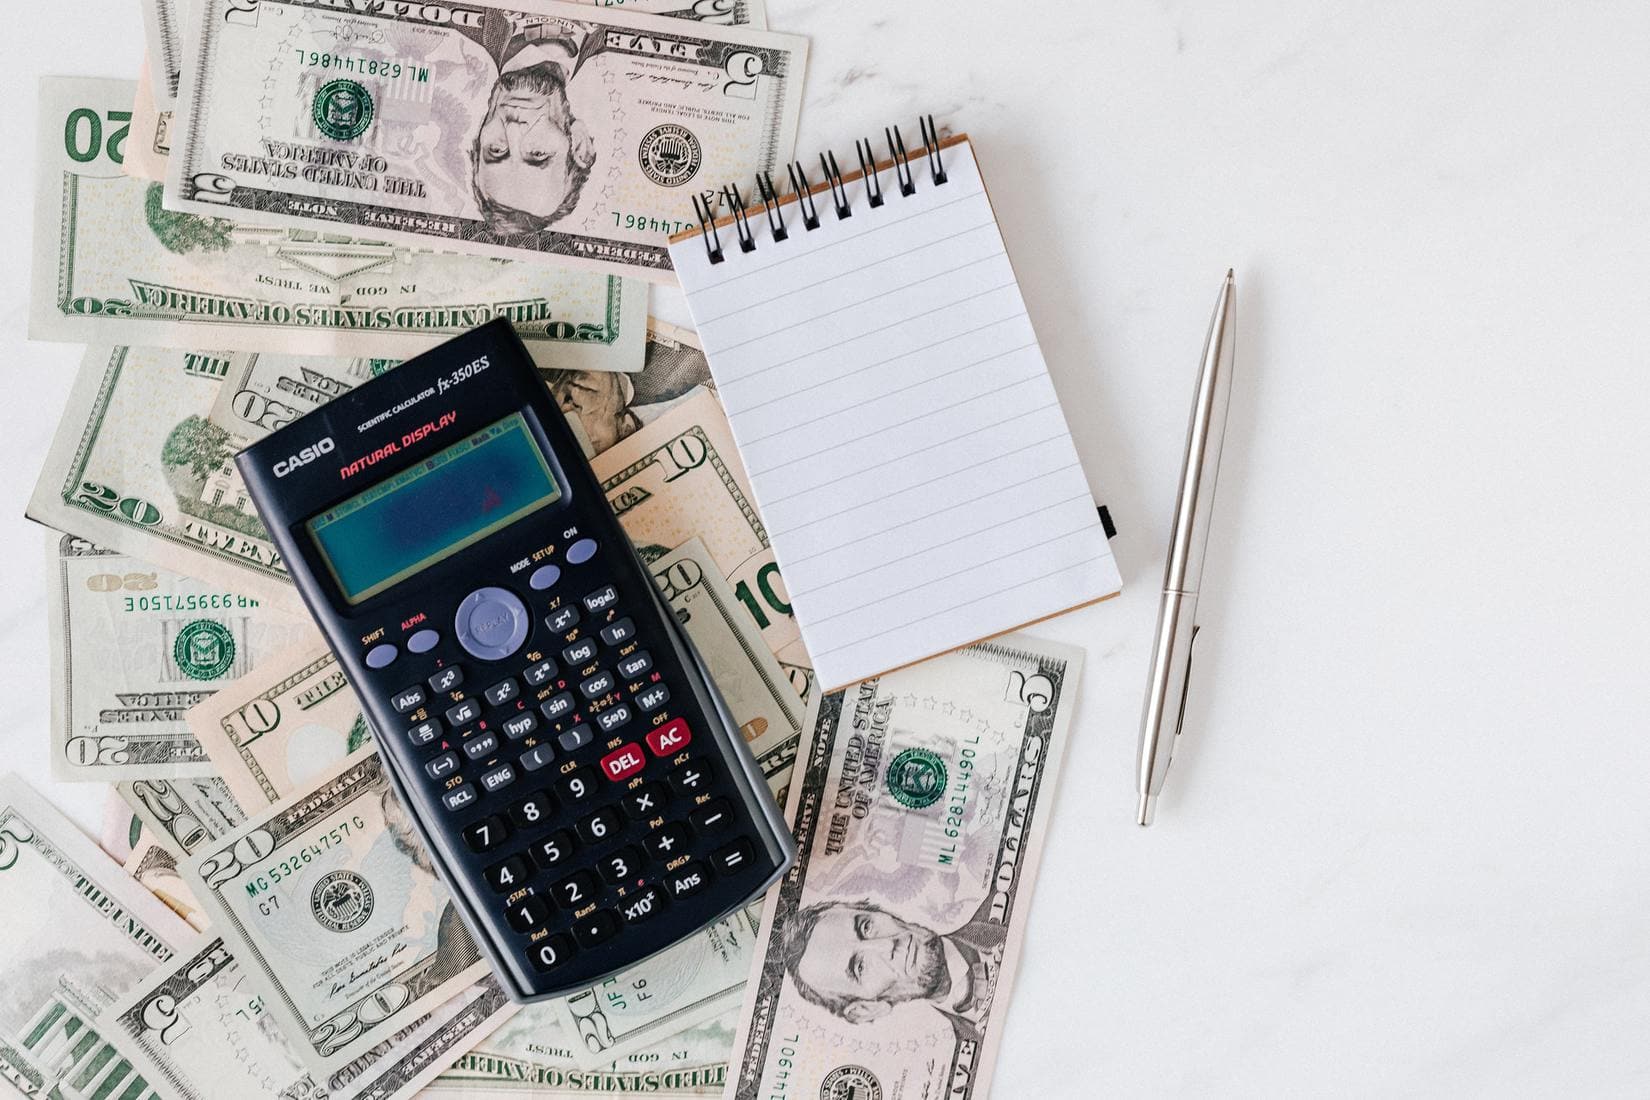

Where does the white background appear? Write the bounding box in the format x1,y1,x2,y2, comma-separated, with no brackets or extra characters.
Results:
5,2,1650,1096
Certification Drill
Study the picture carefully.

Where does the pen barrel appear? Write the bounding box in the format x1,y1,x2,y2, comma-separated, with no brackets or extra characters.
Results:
1137,589,1198,797
1163,278,1236,594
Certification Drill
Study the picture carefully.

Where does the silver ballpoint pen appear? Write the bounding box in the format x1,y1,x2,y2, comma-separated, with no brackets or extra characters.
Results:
1136,270,1237,826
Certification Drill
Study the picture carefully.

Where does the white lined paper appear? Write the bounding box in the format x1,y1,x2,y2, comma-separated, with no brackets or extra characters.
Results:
669,138,1120,688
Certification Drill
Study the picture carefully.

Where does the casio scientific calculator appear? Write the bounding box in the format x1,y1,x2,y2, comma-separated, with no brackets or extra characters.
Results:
237,319,794,1003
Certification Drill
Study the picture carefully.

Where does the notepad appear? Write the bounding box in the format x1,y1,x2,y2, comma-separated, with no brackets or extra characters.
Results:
667,131,1121,689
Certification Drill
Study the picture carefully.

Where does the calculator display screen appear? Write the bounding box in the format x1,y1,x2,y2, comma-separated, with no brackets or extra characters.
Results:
306,412,560,603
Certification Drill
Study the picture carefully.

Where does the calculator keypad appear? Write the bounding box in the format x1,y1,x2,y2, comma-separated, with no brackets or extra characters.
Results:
368,541,775,993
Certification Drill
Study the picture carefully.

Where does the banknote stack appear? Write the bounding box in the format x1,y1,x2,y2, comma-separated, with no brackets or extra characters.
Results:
11,2,1090,1098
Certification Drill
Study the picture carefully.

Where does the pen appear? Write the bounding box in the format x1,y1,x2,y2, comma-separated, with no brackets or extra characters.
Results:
1136,270,1237,826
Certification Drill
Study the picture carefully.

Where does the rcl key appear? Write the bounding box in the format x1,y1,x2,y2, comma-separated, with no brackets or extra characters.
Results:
600,742,645,782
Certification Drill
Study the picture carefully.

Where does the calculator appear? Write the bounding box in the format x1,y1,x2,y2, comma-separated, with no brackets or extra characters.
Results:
237,319,794,1003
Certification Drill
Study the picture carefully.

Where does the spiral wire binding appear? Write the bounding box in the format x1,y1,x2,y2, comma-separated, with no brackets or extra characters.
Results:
693,117,949,260
722,181,756,253
787,161,821,230
854,138,885,207
820,150,852,219
920,114,947,185
756,171,788,241
886,125,916,196
691,191,724,264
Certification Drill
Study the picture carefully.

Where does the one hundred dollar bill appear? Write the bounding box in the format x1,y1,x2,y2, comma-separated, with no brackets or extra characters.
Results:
28,345,299,609
165,0,806,282
34,76,644,369
118,775,247,859
431,1009,733,1097
99,932,516,1100
182,748,488,1075
122,834,211,931
186,640,369,811
652,537,801,745
47,531,312,781
591,389,802,671
722,636,1084,1100
0,773,192,1099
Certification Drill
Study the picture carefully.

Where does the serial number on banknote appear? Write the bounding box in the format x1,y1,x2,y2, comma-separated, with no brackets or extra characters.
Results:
296,52,432,80
245,814,370,891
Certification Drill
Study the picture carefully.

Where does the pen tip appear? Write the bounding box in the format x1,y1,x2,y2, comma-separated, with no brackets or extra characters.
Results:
1225,268,1234,282
1136,792,1156,826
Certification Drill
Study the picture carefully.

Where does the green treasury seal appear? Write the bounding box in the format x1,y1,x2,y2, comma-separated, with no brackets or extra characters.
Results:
313,79,374,141
886,747,947,809
173,620,236,680
311,870,375,932
820,1065,882,1100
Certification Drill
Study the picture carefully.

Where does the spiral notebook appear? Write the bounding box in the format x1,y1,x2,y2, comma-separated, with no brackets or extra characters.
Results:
666,123,1121,690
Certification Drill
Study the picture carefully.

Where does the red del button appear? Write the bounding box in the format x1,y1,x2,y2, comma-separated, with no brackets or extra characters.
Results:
600,743,646,782
646,718,692,757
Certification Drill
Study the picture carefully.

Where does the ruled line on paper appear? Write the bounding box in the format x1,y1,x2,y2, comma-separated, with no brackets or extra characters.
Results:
766,432,1071,538
715,281,1021,393
802,520,1102,626
745,370,1047,477
808,554,1113,661
694,217,1000,326
737,312,1030,418
711,251,1007,358
759,401,1060,507
784,486,1090,592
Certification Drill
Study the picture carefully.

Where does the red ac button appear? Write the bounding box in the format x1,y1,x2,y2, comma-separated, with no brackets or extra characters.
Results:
646,718,692,758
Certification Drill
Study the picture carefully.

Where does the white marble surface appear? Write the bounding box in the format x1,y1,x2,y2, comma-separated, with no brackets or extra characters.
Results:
5,2,1650,1095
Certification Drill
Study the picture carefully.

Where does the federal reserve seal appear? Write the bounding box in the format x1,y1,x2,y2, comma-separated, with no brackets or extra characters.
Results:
313,79,374,141
311,870,375,932
820,1066,882,1100
638,124,702,187
172,620,235,681
886,747,947,809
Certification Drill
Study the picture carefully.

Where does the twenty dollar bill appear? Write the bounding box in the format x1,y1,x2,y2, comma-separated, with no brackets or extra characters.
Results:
47,532,310,781
34,76,643,369
183,749,487,1075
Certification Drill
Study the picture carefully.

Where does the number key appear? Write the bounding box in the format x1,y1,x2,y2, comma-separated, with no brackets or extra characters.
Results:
531,829,577,870
572,909,621,949
505,895,550,933
509,791,554,829
556,767,599,804
598,846,644,884
486,855,530,893
462,815,508,853
577,806,623,845
530,933,575,972
550,870,601,910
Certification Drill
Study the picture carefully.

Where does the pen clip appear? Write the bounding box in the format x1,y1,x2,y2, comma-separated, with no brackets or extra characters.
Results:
1172,624,1200,739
